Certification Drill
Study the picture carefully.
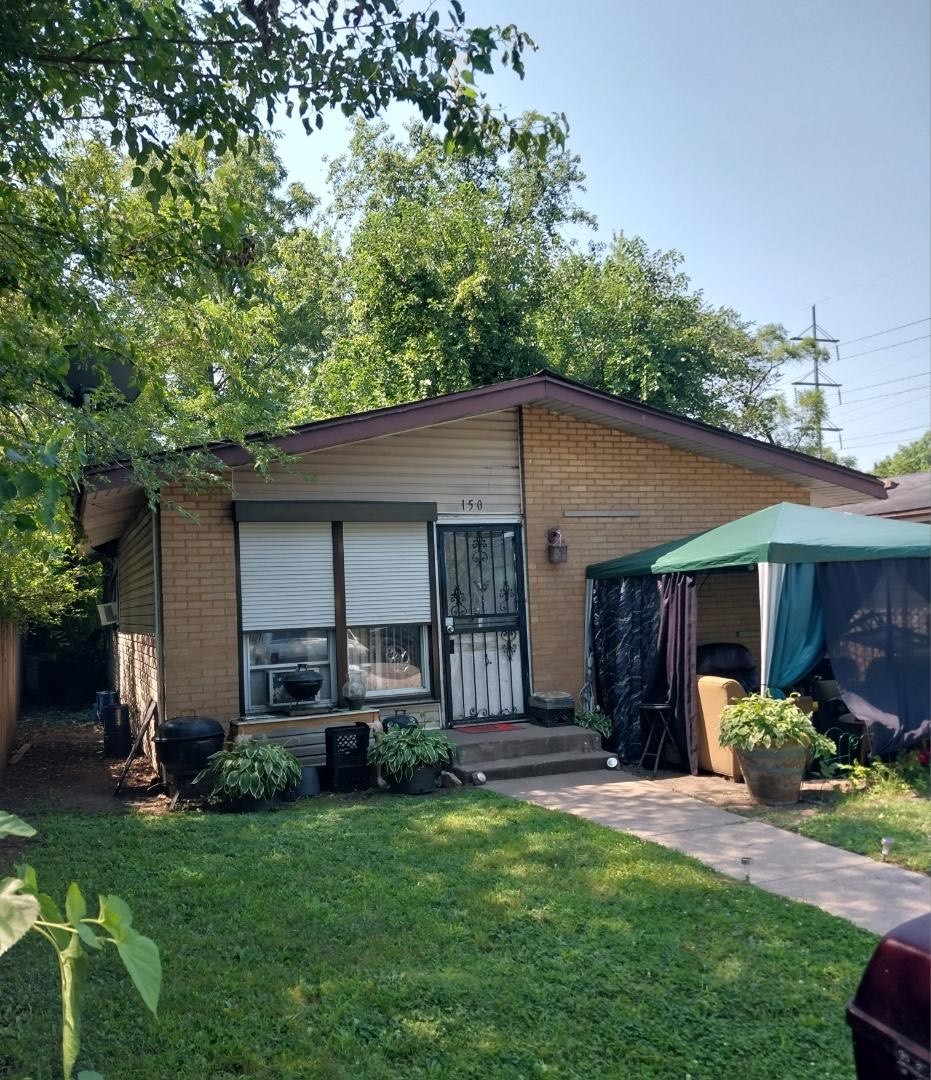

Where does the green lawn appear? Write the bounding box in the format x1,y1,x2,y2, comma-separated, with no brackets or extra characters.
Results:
758,788,931,873
0,790,874,1080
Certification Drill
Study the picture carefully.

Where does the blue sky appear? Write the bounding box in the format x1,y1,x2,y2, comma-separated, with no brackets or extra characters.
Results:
275,0,930,470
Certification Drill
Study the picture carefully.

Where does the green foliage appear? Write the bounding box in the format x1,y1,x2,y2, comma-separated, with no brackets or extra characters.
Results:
841,751,930,798
719,694,836,761
301,124,811,428
575,708,612,740
0,0,562,572
0,800,872,1078
196,738,302,802
0,811,160,1079
368,723,455,780
0,511,98,626
874,431,931,477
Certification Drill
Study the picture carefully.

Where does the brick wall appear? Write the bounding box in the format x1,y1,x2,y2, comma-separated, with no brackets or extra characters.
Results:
696,572,761,664
520,406,810,698
159,487,240,728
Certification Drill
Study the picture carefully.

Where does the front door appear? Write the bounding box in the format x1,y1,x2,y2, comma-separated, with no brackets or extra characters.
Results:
438,524,529,724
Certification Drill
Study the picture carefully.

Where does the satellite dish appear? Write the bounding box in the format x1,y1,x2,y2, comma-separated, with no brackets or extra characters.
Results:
63,345,141,406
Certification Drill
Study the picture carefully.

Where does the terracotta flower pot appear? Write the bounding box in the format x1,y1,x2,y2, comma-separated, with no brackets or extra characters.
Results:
736,743,807,804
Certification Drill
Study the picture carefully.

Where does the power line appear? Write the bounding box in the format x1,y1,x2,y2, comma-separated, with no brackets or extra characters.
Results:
839,404,930,431
836,392,931,427
841,334,931,361
841,317,930,346
842,424,928,449
835,381,931,410
814,257,924,305
841,365,930,393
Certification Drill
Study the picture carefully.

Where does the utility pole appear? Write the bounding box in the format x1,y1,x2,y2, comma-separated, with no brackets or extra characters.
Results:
791,303,843,456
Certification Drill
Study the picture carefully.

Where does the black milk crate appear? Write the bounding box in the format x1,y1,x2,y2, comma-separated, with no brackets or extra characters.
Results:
527,691,575,728
326,763,373,794
323,722,372,792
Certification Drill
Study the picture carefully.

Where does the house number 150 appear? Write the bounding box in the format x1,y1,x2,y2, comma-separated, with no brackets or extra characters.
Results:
461,499,484,511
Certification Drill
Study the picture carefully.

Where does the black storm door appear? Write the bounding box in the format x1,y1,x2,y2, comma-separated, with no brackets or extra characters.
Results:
438,525,529,724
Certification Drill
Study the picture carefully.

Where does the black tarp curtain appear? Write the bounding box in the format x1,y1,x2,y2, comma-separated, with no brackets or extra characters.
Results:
592,572,699,773
817,558,930,755
647,574,699,774
591,577,660,761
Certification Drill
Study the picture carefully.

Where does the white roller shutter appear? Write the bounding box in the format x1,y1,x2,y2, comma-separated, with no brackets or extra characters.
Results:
343,522,431,624
239,522,334,631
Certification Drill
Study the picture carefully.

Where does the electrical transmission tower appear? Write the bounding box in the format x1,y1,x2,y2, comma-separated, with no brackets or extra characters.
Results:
791,303,843,456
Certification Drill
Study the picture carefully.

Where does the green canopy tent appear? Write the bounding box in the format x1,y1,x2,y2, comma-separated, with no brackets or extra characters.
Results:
588,503,930,577
585,503,931,765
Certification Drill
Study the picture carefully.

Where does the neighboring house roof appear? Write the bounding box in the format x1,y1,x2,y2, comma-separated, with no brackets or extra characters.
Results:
842,472,931,523
79,370,886,547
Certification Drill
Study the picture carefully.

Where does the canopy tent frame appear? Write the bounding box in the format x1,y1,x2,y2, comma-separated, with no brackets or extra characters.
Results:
586,503,931,763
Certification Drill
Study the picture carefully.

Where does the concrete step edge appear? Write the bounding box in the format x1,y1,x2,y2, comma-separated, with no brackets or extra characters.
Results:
454,731,601,764
453,751,612,782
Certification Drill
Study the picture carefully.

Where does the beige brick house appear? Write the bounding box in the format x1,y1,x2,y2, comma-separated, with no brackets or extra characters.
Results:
78,372,885,738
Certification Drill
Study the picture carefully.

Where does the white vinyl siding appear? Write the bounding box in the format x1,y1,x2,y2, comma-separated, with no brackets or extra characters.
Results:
343,522,431,624
231,411,521,518
117,510,155,634
238,522,334,631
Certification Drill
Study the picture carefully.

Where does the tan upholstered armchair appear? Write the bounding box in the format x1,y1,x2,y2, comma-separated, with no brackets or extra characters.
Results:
696,675,745,780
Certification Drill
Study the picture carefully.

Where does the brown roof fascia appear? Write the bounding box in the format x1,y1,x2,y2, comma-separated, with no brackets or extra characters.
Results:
83,370,886,499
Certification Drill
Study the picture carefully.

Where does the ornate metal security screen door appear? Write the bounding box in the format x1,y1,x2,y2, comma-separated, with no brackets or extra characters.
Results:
438,525,529,724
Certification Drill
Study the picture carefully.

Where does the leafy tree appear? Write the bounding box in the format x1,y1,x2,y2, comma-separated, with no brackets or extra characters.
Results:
771,389,855,466
536,237,769,423
301,119,589,414
873,431,931,477
300,129,823,435
0,0,563,536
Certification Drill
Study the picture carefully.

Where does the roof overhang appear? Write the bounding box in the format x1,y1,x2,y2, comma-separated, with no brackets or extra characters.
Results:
80,371,886,547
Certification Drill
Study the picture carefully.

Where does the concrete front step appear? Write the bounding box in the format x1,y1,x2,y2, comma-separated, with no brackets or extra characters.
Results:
449,723,600,766
453,749,611,782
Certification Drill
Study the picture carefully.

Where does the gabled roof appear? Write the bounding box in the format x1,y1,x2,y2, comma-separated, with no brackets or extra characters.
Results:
80,371,886,547
87,369,885,495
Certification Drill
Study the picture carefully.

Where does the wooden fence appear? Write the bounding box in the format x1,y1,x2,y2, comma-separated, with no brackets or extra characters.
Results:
0,621,21,779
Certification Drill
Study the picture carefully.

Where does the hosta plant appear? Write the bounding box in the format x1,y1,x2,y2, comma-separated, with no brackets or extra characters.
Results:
575,708,612,740
196,738,301,803
0,810,160,1080
368,724,455,781
719,694,836,760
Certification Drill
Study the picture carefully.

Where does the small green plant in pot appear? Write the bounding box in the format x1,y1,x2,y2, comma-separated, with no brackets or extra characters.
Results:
196,738,301,811
575,707,613,745
719,694,836,805
368,724,456,794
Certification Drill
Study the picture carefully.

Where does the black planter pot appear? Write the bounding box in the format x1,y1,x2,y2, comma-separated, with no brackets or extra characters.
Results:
387,765,440,795
221,794,279,813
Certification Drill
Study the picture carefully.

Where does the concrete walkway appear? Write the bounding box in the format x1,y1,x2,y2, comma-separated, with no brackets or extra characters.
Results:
488,770,930,936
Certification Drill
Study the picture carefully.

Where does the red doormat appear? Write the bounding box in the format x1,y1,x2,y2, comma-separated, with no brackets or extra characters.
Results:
456,721,522,734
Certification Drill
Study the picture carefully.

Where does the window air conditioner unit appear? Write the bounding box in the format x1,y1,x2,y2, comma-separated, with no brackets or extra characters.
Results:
97,602,119,627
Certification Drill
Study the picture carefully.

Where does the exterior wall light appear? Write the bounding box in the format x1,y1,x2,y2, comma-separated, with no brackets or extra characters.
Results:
547,527,567,564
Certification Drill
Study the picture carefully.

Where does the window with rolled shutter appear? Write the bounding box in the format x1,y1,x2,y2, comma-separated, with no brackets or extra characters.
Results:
343,522,431,624
238,522,335,631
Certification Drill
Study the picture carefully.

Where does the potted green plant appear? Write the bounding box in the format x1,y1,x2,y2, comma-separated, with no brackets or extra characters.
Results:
196,738,302,811
719,694,836,804
368,723,456,794
575,707,613,749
